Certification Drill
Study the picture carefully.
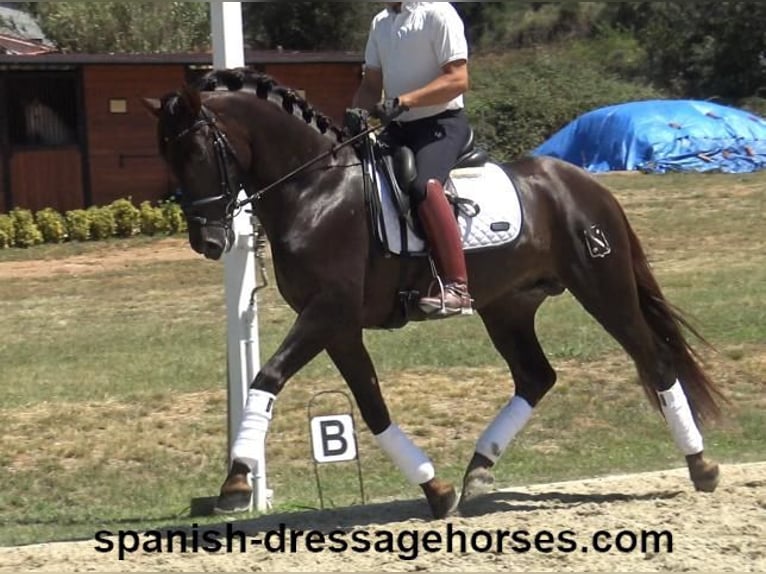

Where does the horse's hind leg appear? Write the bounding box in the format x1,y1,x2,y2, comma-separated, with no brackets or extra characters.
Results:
460,295,556,504
327,334,458,519
559,227,720,493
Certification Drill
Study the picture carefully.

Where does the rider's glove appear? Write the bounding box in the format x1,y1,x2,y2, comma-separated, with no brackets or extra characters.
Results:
342,107,369,138
371,97,409,124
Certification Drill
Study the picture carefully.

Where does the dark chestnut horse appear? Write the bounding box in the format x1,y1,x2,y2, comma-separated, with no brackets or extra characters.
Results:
143,68,724,519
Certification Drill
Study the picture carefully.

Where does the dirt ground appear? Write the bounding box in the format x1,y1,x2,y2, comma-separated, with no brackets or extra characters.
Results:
1,461,764,572
0,238,197,280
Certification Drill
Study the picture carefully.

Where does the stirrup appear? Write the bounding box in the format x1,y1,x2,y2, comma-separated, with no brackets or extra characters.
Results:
419,257,474,316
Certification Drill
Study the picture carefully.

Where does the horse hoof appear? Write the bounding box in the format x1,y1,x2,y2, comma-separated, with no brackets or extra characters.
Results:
213,490,253,515
460,466,495,505
213,461,253,514
691,461,720,493
423,478,459,519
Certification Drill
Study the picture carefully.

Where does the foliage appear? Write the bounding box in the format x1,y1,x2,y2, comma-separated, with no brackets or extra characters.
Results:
601,2,766,100
139,201,169,236
457,2,607,51
10,208,43,248
29,2,209,53
160,200,187,235
64,209,91,242
110,198,141,238
87,206,116,241
35,208,68,244
243,2,378,51
0,197,195,248
0,214,14,248
15,1,766,105
466,50,666,161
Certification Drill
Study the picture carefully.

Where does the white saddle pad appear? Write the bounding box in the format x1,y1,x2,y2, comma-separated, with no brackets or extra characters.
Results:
375,161,522,256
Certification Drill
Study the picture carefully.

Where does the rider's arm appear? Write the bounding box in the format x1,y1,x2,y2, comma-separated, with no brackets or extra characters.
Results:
352,66,384,112
397,59,469,110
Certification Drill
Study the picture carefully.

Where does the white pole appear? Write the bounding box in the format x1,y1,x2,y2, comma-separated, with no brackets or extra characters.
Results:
210,1,268,512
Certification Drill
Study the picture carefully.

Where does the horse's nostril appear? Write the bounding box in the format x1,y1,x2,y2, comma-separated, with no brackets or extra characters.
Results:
203,240,224,260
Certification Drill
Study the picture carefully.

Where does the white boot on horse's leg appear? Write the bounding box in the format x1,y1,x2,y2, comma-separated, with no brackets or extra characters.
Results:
657,380,719,492
215,389,275,514
375,423,458,519
461,396,533,504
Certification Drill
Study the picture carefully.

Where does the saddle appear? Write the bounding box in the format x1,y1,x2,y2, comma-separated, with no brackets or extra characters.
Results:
381,127,489,224
351,110,489,253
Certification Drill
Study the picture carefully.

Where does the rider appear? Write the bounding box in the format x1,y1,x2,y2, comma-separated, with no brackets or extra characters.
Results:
352,1,473,315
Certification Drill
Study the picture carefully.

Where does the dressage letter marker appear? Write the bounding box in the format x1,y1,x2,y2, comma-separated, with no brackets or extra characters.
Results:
310,415,358,463
307,391,366,509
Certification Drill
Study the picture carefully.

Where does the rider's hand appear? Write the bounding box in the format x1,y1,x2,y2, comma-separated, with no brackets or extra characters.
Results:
371,97,409,124
342,107,369,138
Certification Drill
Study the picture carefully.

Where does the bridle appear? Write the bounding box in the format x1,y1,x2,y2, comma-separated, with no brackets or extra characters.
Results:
165,106,243,234
165,104,385,233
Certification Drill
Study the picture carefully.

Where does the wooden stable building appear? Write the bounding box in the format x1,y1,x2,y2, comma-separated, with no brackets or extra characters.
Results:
0,50,363,213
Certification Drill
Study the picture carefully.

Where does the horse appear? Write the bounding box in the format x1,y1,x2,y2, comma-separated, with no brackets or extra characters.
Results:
24,97,75,146
142,67,725,519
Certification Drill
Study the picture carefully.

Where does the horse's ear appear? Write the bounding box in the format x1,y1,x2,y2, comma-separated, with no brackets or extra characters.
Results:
141,97,162,119
179,84,202,117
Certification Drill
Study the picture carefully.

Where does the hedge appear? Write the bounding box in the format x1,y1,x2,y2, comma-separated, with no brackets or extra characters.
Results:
466,45,667,162
0,197,187,249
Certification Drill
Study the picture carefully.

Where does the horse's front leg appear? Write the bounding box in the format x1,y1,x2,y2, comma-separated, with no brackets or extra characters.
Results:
214,296,336,514
326,335,458,519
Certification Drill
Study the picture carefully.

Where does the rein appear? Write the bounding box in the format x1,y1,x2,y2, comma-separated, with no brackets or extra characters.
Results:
172,105,383,217
236,120,384,209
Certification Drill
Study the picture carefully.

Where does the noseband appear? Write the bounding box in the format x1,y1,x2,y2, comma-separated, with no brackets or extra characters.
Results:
166,107,243,234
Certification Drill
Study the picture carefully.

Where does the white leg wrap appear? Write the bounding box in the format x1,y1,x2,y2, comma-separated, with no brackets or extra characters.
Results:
658,380,704,456
374,423,435,485
476,396,533,463
230,389,276,470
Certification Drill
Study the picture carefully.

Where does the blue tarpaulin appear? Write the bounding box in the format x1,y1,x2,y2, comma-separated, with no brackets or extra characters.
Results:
531,99,766,174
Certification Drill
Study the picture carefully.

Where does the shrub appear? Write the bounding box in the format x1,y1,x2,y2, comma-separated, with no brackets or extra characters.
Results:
65,209,91,242
35,208,68,244
161,200,187,234
467,49,666,161
139,201,169,236
88,206,116,240
11,208,43,248
110,198,141,238
0,214,14,248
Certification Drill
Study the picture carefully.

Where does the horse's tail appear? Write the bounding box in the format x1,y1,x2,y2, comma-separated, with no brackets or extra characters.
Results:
622,214,725,426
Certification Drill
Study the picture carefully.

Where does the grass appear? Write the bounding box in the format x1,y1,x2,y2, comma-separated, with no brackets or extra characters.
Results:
1,171,765,547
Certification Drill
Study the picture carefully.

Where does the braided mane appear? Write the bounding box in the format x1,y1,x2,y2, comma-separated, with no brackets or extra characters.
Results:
195,67,344,143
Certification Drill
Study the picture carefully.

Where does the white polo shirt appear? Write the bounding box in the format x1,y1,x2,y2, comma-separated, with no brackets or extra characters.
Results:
364,1,468,122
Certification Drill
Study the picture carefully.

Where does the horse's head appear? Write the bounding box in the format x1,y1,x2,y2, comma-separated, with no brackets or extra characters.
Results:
142,86,250,260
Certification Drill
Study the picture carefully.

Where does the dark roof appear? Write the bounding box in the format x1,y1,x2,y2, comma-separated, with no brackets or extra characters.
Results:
0,49,363,68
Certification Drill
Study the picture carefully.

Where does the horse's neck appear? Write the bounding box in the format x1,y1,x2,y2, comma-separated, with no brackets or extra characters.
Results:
262,108,333,160
249,130,357,242
245,101,342,195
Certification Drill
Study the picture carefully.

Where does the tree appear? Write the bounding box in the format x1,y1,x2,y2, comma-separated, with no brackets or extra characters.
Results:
28,2,209,53
243,2,378,52
604,1,766,100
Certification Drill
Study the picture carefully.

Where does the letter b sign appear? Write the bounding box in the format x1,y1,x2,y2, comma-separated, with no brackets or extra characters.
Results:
310,415,357,463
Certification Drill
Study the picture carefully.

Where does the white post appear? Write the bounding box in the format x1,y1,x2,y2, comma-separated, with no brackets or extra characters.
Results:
210,1,269,512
